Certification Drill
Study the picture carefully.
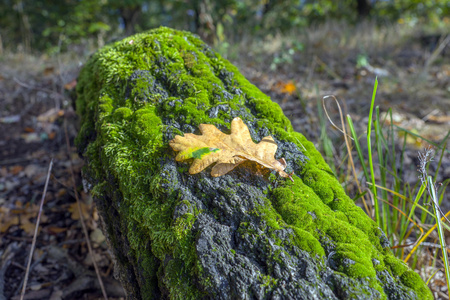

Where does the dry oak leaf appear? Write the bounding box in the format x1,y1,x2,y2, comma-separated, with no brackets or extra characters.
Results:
169,117,293,181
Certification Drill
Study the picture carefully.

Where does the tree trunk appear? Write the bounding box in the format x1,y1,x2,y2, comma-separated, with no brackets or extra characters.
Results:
356,0,371,18
119,5,141,36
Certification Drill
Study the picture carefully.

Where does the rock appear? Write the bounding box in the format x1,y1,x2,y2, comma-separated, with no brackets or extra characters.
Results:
75,27,432,300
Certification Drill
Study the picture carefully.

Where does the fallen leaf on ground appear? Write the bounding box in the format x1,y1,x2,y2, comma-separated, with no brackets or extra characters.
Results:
0,203,48,235
43,66,55,76
280,81,297,95
427,115,450,123
47,226,68,234
10,165,24,175
169,117,293,181
20,132,41,143
0,207,19,233
37,108,64,123
64,79,77,90
24,164,41,178
68,201,92,221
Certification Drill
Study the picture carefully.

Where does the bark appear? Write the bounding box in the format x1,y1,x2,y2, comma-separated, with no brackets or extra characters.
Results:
75,27,432,300
356,0,371,18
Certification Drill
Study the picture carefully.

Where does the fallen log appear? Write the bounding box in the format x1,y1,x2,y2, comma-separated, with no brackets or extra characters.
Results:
75,27,432,300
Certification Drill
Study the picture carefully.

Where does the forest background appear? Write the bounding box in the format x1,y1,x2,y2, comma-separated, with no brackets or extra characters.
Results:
0,0,449,299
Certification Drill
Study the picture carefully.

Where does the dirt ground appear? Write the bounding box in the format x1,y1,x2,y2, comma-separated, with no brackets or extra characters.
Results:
0,25,449,299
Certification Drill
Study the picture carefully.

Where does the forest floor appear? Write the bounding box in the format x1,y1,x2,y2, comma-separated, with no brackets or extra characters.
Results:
0,22,449,299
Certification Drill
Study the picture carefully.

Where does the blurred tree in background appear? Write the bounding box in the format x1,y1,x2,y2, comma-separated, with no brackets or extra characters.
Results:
0,0,448,54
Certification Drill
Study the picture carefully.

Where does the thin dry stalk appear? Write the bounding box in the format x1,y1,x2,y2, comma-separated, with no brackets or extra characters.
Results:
423,34,450,72
63,119,109,300
20,159,53,300
322,95,371,215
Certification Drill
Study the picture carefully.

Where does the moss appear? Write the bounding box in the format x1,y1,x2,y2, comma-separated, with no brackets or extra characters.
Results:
333,243,376,278
384,255,409,277
76,26,432,299
113,107,133,122
256,198,284,231
270,178,381,281
291,227,325,256
131,107,163,146
400,270,432,299
258,273,278,289
383,253,434,298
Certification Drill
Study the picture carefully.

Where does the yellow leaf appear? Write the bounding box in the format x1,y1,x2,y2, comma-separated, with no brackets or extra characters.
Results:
20,217,37,236
47,226,68,234
169,117,293,181
0,203,48,235
280,81,296,95
68,202,92,221
0,207,19,233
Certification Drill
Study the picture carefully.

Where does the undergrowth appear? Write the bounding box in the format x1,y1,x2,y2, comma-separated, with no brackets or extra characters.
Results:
319,79,450,298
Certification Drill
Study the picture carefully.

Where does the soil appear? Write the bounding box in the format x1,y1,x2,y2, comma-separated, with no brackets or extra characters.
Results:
0,28,449,299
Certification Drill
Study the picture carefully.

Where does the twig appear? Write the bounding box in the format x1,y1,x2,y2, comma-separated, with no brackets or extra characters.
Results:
13,77,64,110
63,118,108,300
0,157,32,166
322,95,371,215
19,159,53,300
322,95,353,140
314,56,342,81
415,242,450,250
423,34,450,72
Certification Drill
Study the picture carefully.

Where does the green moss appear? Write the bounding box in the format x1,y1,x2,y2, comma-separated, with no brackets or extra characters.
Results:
383,253,434,298
291,227,325,256
256,198,284,231
113,107,132,122
400,270,432,299
270,178,382,281
131,108,163,146
384,255,409,277
76,26,432,299
333,243,376,278
257,272,278,292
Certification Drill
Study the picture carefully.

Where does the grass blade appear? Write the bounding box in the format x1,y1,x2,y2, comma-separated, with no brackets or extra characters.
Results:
427,176,450,296
367,77,379,225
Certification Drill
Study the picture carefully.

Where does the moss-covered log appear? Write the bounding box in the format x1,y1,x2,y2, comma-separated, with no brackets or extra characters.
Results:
75,27,432,299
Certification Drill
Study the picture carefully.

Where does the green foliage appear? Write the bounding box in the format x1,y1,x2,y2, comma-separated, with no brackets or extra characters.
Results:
375,0,450,26
302,0,359,23
42,0,113,52
1,0,448,53
0,0,116,52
